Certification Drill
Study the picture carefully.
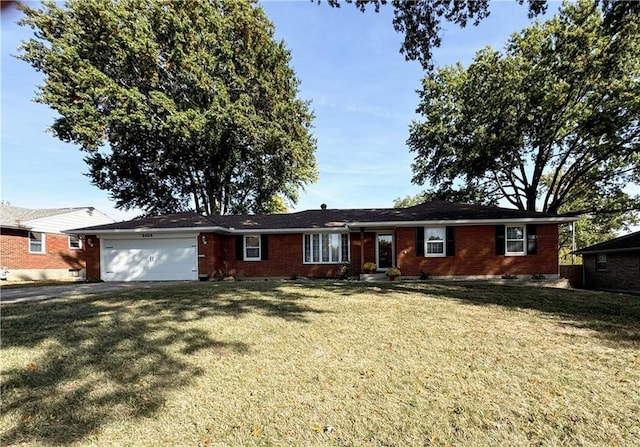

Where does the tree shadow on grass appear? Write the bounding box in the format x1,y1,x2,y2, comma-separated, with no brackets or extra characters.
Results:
0,283,327,446
393,282,640,347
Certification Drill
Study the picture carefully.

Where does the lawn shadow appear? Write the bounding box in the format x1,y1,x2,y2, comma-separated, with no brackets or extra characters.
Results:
1,281,331,445
125,281,332,324
394,282,640,347
2,281,332,445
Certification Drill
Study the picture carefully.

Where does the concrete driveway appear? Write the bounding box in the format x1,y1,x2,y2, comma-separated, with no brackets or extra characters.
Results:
0,282,181,304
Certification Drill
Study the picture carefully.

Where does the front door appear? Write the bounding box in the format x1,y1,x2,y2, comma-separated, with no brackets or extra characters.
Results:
376,233,394,270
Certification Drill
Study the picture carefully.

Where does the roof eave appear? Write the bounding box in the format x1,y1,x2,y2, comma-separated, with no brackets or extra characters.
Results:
347,216,578,228
64,226,234,235
0,223,33,230
574,247,640,255
64,216,577,234
232,226,349,234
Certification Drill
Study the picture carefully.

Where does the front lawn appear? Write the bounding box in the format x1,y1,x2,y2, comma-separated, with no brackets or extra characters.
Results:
1,282,639,446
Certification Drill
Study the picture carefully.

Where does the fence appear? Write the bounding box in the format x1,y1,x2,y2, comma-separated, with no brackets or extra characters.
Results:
560,264,583,288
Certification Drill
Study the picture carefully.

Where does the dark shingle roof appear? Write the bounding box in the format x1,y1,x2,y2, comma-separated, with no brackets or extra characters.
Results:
574,231,640,254
69,201,575,234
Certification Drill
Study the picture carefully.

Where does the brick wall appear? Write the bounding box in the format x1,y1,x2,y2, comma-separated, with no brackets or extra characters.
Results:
1,229,84,270
82,224,560,280
351,231,377,270
198,233,226,278
222,233,352,278
395,224,559,277
198,232,379,278
583,252,640,292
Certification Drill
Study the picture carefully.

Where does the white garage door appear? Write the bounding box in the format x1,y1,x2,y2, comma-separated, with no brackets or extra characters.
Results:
102,238,198,281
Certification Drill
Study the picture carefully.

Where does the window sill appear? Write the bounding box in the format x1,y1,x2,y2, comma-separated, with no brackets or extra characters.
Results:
303,261,348,265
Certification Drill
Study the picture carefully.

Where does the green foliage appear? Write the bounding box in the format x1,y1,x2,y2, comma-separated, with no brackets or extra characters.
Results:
408,1,640,229
393,186,498,208
18,0,318,215
322,0,639,70
336,262,357,280
385,267,401,277
362,262,377,272
543,172,639,263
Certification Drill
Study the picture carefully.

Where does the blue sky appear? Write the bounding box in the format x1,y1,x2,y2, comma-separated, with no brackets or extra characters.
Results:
1,1,556,221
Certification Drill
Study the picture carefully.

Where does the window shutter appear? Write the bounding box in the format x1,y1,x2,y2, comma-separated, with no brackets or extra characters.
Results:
416,227,425,257
527,224,537,255
446,226,455,257
495,225,505,256
261,234,269,260
235,235,244,260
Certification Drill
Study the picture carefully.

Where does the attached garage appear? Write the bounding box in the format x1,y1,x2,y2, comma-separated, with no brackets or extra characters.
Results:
101,236,198,281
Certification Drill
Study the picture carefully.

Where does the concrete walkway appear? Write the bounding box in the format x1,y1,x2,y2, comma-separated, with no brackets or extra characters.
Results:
0,282,177,304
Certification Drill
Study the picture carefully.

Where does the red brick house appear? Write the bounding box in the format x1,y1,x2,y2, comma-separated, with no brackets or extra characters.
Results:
67,201,576,282
574,231,640,293
0,204,114,281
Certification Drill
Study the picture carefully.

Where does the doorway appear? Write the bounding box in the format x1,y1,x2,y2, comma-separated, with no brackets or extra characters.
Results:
376,233,394,270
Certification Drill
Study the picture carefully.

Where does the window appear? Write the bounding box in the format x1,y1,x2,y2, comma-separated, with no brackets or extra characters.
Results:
29,232,45,253
68,235,81,249
505,225,525,255
244,235,261,261
304,233,349,263
596,254,607,271
425,227,445,256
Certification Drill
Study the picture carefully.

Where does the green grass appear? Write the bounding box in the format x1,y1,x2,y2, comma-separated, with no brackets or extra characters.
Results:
2,281,639,446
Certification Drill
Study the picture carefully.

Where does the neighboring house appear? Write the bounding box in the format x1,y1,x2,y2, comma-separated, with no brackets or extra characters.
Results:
574,231,640,293
66,201,576,282
0,204,114,280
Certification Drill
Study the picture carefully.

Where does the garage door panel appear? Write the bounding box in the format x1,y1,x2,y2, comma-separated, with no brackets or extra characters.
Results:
102,238,198,281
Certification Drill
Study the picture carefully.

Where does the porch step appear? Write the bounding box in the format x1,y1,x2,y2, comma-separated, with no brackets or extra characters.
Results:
360,273,387,282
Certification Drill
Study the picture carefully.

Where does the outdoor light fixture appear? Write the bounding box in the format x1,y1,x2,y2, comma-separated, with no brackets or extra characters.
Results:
87,238,94,248
201,235,207,245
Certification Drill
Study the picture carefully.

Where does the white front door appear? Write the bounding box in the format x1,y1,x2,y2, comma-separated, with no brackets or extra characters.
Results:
101,238,198,281
376,233,394,270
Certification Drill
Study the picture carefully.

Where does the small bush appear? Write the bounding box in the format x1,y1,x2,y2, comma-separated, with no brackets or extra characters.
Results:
337,263,357,280
385,268,401,278
362,262,377,272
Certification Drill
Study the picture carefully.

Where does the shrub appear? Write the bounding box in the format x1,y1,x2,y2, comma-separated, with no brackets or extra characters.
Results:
337,263,357,280
385,268,401,278
362,262,377,272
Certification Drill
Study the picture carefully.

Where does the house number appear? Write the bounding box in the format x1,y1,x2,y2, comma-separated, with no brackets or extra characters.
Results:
142,233,153,238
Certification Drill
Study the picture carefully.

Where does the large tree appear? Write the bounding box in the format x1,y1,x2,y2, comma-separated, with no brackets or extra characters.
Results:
18,0,317,216
407,0,640,223
322,0,640,70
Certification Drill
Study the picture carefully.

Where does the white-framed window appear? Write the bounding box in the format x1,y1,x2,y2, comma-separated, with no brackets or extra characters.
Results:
244,235,261,261
29,231,45,253
68,234,82,249
505,225,526,255
596,254,607,271
425,227,446,256
303,233,349,264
